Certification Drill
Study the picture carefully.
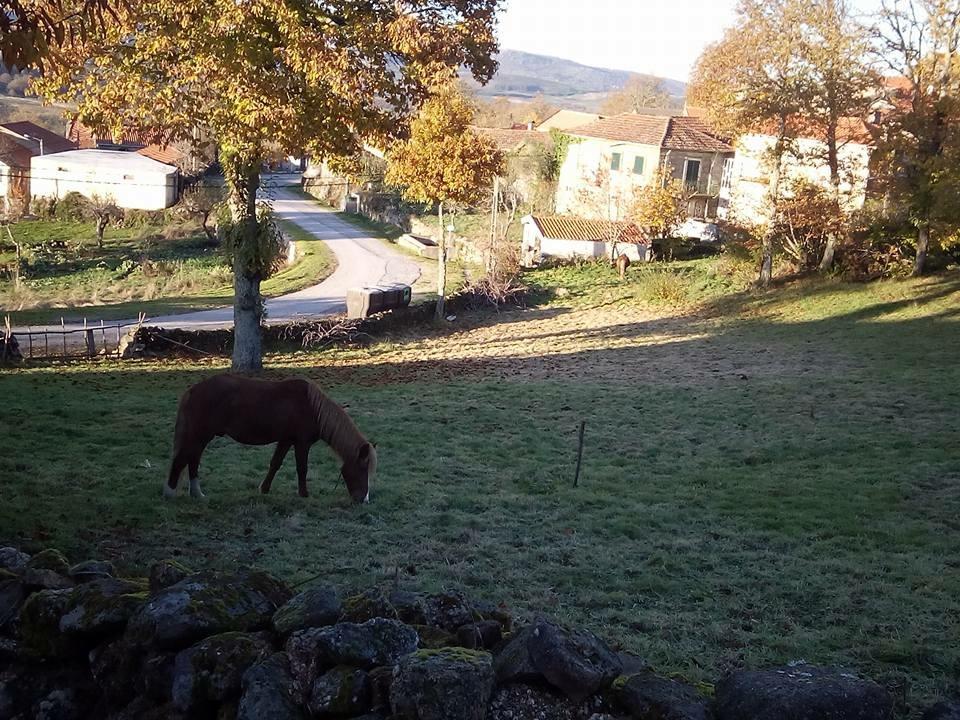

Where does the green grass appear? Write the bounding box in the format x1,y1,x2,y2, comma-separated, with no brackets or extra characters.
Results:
1,272,958,716
1,216,335,325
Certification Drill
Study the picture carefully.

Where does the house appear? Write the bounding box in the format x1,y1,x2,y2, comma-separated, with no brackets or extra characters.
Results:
67,119,212,175
536,110,602,133
31,150,180,210
0,122,77,213
520,214,649,267
554,113,735,227
471,125,552,203
718,116,875,226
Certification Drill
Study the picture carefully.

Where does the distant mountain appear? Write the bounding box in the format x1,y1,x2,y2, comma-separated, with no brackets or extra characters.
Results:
461,49,686,110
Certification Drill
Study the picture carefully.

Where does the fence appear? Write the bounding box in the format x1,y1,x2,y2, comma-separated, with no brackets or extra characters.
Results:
2,313,146,361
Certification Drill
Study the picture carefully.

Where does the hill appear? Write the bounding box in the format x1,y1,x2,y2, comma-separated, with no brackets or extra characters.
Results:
461,49,686,110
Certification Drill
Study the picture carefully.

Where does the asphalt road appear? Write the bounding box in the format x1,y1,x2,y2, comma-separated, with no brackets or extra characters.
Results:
13,182,421,333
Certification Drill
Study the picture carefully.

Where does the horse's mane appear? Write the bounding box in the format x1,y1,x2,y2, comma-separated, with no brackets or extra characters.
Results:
308,382,376,476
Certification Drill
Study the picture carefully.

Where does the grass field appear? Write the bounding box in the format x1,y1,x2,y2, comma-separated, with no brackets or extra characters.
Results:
1,269,959,716
1,216,335,325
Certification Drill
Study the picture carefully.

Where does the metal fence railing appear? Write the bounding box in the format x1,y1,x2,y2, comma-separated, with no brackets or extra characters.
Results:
2,313,146,361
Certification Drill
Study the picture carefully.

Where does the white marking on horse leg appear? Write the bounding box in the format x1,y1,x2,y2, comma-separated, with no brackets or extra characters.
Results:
162,482,177,499
190,477,205,498
363,491,370,504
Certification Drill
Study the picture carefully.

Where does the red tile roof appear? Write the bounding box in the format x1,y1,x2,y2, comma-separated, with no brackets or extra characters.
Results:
568,113,733,153
0,122,76,154
137,144,185,166
527,215,648,244
471,126,548,153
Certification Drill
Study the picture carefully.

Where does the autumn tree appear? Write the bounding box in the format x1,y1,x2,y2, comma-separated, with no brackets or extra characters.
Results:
36,1,501,371
627,167,690,260
873,0,960,276
689,0,813,286
178,184,224,244
602,76,672,115
385,84,503,319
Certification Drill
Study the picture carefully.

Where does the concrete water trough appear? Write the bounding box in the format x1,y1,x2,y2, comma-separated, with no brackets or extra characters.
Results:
398,234,439,260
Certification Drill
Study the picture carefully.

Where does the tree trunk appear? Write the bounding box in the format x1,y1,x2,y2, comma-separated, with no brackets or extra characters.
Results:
818,119,843,273
223,151,263,372
96,215,107,248
759,126,786,287
436,201,447,320
912,223,930,277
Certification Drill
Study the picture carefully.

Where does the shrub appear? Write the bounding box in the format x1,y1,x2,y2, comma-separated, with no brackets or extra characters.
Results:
54,192,89,222
121,208,167,227
639,268,690,306
29,196,57,220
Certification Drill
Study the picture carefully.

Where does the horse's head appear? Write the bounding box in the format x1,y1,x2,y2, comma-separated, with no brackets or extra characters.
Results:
342,442,376,503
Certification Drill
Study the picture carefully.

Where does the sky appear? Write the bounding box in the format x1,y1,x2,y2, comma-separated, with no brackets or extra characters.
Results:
496,0,741,83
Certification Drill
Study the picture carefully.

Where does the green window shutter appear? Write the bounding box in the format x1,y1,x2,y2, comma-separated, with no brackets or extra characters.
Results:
633,156,644,174
610,152,622,171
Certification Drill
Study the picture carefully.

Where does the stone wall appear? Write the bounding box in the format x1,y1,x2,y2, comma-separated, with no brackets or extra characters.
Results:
0,547,952,719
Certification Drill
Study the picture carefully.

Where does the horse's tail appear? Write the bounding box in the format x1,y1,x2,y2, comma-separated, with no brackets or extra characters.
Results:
165,391,193,496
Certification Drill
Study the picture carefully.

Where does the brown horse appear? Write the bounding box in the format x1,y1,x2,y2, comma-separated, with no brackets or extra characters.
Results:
165,375,376,502
614,253,631,281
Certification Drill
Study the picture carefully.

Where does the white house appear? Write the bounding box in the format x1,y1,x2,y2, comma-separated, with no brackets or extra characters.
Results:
520,214,649,267
719,118,875,226
0,122,77,213
30,149,179,210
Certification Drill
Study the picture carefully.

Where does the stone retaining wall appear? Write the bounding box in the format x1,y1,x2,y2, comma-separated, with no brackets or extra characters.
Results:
0,547,953,719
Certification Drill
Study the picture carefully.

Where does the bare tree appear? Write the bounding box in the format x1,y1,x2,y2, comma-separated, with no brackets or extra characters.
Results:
85,194,121,248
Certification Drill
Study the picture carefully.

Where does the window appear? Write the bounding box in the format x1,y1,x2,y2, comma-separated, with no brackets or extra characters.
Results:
632,156,644,175
610,152,622,171
683,158,701,189
720,158,734,192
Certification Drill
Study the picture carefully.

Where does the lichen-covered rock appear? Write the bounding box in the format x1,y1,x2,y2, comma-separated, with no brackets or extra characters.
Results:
68,560,116,584
389,590,428,625
273,585,342,636
340,588,400,623
237,653,306,720
487,683,608,720
23,550,73,591
471,598,513,633
0,547,30,574
89,637,142,709
714,663,893,720
923,702,960,720
20,578,146,658
367,665,394,713
611,672,713,720
495,618,622,703
0,664,95,720
171,631,274,715
391,647,494,720
148,560,192,594
286,618,418,692
423,592,476,631
129,569,291,651
456,620,503,650
307,666,371,717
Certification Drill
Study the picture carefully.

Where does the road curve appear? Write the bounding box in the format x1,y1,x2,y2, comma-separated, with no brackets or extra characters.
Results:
13,183,421,333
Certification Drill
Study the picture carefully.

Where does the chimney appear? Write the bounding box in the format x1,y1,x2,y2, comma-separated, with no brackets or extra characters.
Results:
527,121,535,131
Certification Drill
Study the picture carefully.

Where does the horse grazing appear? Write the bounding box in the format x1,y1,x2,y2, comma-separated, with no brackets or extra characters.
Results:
165,375,376,502
614,253,631,281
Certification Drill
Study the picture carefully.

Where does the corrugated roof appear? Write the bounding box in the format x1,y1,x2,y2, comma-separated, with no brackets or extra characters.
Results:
0,122,77,155
527,215,647,243
568,113,734,153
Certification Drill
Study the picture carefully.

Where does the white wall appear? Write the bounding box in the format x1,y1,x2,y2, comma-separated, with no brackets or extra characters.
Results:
723,133,872,226
30,152,179,210
521,221,648,266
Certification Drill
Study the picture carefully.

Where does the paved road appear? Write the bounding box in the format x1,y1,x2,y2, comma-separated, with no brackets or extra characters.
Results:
13,183,421,333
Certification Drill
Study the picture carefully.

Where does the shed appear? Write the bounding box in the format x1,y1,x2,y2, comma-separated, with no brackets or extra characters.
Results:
30,149,179,210
520,214,649,267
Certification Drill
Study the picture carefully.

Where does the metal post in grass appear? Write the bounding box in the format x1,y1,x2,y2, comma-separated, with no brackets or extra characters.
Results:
573,420,586,487
100,319,107,355
27,326,33,358
84,318,95,358
61,317,66,357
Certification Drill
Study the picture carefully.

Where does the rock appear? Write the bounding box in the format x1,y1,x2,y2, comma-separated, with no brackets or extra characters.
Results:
487,683,607,720
714,663,893,720
612,672,713,720
0,664,95,720
471,599,512,633
273,584,342,636
923,702,960,720
90,637,142,709
617,653,650,676
148,560,192,594
0,547,30,574
307,666,371,717
20,579,146,657
142,652,177,703
129,569,291,650
0,576,26,630
391,647,495,720
23,550,73,591
341,588,400,623
68,560,115,584
495,618,622,703
456,620,503,650
33,688,82,720
412,624,456,649
238,653,306,720
171,631,274,715
286,618,418,693
0,637,20,662
423,591,476,631
367,665,394,713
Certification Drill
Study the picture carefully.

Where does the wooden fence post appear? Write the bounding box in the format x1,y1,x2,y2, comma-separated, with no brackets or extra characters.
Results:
573,420,586,487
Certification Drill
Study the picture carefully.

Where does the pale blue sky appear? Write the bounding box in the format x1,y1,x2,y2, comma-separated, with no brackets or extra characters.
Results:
497,0,883,83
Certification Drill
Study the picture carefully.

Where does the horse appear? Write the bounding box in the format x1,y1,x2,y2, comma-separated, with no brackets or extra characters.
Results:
165,375,376,503
613,252,631,281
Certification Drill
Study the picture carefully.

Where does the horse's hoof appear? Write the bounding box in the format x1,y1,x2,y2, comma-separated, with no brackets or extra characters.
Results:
258,484,270,495
298,490,309,498
162,484,177,499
